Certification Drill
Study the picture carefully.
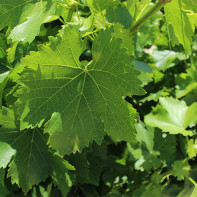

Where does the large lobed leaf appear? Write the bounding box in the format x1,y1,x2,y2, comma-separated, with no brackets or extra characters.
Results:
16,27,145,155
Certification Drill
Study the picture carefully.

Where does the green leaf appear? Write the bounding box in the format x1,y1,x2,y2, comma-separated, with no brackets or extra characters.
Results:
51,154,74,196
0,169,9,197
175,68,197,98
0,107,16,128
6,129,52,193
0,184,9,197
187,139,197,159
128,123,161,171
144,97,195,136
112,23,135,56
182,0,197,13
106,5,132,29
172,160,191,180
154,129,176,162
165,0,194,52
0,168,5,186
0,0,56,43
0,34,7,59
0,142,15,169
133,60,152,85
0,71,9,107
0,108,52,193
137,12,161,50
92,0,118,11
151,50,186,71
177,171,197,197
16,27,145,155
135,122,154,152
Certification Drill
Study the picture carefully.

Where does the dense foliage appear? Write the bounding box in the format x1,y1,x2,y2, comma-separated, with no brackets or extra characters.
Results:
0,0,197,196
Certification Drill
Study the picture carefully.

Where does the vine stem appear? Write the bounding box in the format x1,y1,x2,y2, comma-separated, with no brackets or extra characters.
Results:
130,1,170,34
66,7,75,22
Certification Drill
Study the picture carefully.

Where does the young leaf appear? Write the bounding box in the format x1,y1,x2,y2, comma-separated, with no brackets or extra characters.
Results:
172,160,191,180
16,27,145,155
144,97,196,136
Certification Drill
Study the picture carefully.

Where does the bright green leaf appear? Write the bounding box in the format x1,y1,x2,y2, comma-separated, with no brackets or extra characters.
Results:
0,0,56,43
172,160,191,180
165,0,193,52
144,97,195,136
112,23,135,56
0,142,15,169
135,122,154,152
187,139,197,159
92,0,118,11
151,50,186,71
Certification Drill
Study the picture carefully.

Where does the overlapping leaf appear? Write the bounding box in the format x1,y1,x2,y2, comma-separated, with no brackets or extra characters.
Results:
0,107,51,193
164,0,194,52
0,0,56,43
16,27,145,155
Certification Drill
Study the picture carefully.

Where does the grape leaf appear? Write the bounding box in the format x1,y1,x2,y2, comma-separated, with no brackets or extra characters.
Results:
0,71,9,107
187,139,197,159
135,122,154,152
0,169,5,186
145,97,196,136
0,108,52,193
92,0,118,11
0,142,15,169
154,129,176,162
175,68,197,98
51,154,74,196
16,27,145,155
112,23,135,56
133,60,152,85
106,5,132,29
172,160,191,180
0,34,7,59
0,0,56,43
182,0,197,13
128,123,161,171
151,50,186,71
0,168,9,196
164,0,193,52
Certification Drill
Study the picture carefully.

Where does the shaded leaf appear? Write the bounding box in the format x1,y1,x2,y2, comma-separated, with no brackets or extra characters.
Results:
16,27,145,155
